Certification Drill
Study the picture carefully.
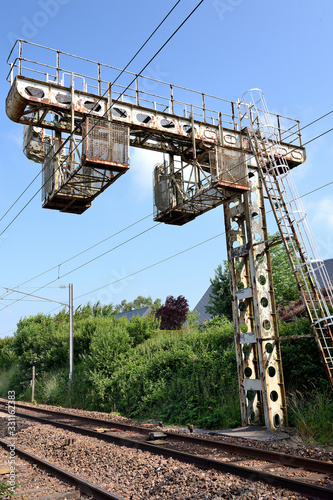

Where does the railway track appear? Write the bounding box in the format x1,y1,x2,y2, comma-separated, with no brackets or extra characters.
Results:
1,400,332,499
0,437,125,499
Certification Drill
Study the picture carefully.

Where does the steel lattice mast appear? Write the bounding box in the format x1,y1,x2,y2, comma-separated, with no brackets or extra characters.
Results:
5,40,332,430
242,89,333,389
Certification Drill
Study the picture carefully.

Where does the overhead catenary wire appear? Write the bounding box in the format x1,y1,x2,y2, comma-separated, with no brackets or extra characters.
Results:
44,175,333,318
0,0,183,224
68,179,333,301
1,110,333,308
3,213,153,294
1,107,333,313
0,223,160,311
0,0,205,235
3,106,332,304
2,287,67,306
4,86,330,240
0,24,330,236
1,175,332,322
0,17,331,320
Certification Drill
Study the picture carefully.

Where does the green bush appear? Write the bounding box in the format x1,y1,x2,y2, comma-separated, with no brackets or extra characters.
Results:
288,391,333,445
109,317,240,428
279,318,330,392
0,337,17,370
0,365,19,397
13,314,68,374
4,304,332,442
126,313,160,347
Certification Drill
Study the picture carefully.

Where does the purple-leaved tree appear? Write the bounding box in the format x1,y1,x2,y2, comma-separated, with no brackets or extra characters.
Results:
155,295,189,330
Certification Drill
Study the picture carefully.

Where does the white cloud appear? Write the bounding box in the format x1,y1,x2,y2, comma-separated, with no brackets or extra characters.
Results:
130,148,164,200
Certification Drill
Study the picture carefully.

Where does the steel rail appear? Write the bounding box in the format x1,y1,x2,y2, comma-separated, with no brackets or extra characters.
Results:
0,437,125,500
2,403,333,499
2,400,332,476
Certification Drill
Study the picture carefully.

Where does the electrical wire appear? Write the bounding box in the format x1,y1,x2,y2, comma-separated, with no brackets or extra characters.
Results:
1,109,333,307
0,1,183,224
45,175,333,317
1,108,333,311
2,287,67,306
3,107,331,303
3,213,153,294
69,179,333,301
0,0,332,318
1,175,332,319
0,0,204,235
0,223,160,311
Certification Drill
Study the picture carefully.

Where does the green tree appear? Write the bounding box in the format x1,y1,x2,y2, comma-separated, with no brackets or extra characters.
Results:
116,295,161,313
206,262,233,320
206,239,300,319
73,301,115,319
12,314,68,374
0,337,17,370
270,242,299,306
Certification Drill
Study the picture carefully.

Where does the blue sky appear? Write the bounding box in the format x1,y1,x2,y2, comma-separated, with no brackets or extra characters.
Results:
1,0,333,337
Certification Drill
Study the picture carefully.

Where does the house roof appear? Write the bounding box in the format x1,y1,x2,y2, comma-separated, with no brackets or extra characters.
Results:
194,258,333,325
115,306,151,321
192,284,213,325
319,258,333,288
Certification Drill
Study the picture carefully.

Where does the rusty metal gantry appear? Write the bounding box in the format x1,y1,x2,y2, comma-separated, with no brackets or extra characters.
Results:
5,40,333,430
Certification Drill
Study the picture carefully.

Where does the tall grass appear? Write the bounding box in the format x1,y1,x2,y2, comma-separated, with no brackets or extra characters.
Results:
288,391,333,445
0,366,19,397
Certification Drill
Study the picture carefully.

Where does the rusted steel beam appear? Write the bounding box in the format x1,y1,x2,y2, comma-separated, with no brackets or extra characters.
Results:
6,76,305,168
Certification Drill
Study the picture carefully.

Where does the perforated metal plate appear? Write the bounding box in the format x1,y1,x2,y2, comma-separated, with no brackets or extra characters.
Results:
210,146,249,191
82,117,130,171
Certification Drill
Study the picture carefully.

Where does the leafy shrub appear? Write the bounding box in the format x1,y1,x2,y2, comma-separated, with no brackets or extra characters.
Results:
110,317,240,428
126,313,160,347
288,391,333,445
13,314,68,374
155,295,189,330
279,318,329,392
0,365,19,397
0,338,17,370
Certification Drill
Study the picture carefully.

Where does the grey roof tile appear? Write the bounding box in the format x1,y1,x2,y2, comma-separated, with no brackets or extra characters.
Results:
192,284,213,324
115,306,151,320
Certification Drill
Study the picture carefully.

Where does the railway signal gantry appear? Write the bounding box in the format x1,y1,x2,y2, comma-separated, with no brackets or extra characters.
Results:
5,40,333,430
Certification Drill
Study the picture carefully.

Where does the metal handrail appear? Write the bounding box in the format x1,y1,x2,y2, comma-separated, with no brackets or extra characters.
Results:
7,39,302,143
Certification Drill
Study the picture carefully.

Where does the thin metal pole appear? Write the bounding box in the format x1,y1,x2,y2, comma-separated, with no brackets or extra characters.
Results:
98,63,101,95
218,111,224,147
69,283,74,382
135,75,140,106
107,82,112,121
231,102,236,130
297,120,302,146
31,366,35,402
56,51,60,84
170,85,174,114
277,115,282,143
191,105,198,188
70,73,75,169
18,40,22,76
202,93,206,122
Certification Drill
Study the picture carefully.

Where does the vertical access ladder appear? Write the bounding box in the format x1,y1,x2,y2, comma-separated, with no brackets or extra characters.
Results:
243,89,333,389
